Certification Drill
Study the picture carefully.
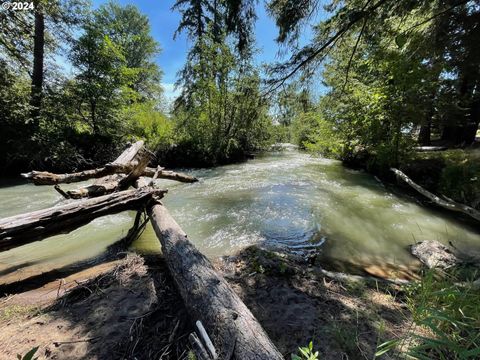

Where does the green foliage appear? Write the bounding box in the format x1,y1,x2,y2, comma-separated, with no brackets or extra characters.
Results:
291,341,319,360
173,25,271,166
437,151,480,209
70,24,132,135
299,112,344,158
17,347,39,360
0,62,33,170
375,339,401,358
122,102,174,151
269,124,292,143
270,0,480,174
415,149,480,209
0,1,169,173
92,1,162,100
0,0,89,70
377,269,480,359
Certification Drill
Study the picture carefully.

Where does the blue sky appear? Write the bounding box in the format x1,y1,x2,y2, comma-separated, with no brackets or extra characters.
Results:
91,0,293,101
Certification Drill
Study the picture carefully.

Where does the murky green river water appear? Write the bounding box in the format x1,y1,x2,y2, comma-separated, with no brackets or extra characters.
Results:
1,145,479,282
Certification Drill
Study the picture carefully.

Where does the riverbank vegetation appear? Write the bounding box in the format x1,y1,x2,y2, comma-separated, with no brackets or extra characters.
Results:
0,0,273,174
270,1,479,208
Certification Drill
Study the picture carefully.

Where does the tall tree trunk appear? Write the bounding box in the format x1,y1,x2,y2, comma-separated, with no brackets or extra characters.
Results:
441,103,479,146
418,122,431,146
30,1,44,125
91,100,97,134
419,88,437,146
464,99,480,144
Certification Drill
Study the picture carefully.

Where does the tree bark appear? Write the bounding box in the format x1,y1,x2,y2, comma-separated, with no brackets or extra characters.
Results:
30,1,44,124
53,141,149,199
110,141,145,167
22,167,198,185
391,168,480,222
147,202,283,360
22,141,197,185
0,187,167,252
64,174,126,199
418,122,431,146
64,146,153,199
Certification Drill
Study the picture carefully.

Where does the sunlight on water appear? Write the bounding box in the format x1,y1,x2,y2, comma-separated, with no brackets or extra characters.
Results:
1,145,479,282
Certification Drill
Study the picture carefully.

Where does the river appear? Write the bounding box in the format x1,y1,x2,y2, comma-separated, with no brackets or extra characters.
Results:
1,145,479,282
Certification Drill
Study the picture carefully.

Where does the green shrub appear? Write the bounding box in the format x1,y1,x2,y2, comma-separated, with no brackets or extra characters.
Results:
376,269,480,359
291,341,319,360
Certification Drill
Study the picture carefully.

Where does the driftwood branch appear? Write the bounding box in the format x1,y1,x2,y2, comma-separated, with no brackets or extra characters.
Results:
391,168,480,222
0,187,167,252
64,146,154,199
196,320,217,359
21,141,146,185
148,165,163,187
22,141,197,186
147,201,283,359
189,333,211,360
22,166,198,185
63,174,125,199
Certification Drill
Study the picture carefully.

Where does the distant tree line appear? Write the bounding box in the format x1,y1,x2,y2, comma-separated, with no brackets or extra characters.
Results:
0,0,273,174
266,0,480,170
1,0,478,174
0,0,170,173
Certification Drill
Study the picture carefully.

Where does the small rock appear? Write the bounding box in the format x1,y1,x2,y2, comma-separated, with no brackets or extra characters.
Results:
410,240,459,269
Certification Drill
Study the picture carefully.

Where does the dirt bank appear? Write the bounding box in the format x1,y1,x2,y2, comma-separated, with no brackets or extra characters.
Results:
0,248,418,359
0,254,191,360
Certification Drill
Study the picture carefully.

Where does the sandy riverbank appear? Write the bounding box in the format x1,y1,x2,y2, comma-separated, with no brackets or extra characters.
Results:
0,248,419,359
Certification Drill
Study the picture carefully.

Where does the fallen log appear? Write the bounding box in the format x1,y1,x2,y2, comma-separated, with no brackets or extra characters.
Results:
147,201,283,359
22,166,198,185
391,168,480,222
22,140,145,200
21,141,198,186
0,187,167,252
414,146,448,152
21,141,146,185
65,147,153,199
64,174,125,199
43,141,148,199
110,140,145,166
143,167,198,183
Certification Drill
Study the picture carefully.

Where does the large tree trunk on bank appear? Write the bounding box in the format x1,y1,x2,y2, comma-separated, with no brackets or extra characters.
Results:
441,122,479,146
0,187,167,252
30,1,44,124
418,122,431,146
147,202,283,360
466,100,480,144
